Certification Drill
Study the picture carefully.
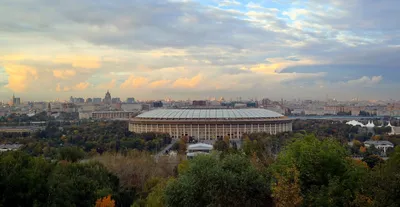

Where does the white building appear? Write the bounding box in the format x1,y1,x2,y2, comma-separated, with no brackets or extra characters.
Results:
364,140,394,156
186,143,213,159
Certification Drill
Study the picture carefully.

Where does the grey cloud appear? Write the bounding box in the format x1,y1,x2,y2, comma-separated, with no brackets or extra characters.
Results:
1,0,400,100
220,68,252,75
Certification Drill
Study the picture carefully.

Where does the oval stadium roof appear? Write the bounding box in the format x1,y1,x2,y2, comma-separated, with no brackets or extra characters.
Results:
136,109,284,119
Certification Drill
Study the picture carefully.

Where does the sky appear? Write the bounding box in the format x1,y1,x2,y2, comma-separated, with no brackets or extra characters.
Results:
0,0,399,101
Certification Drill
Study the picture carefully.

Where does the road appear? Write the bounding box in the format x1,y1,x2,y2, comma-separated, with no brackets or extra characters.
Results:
155,139,178,159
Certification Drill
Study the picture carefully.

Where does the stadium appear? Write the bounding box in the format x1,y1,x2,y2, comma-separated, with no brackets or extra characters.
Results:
129,108,292,140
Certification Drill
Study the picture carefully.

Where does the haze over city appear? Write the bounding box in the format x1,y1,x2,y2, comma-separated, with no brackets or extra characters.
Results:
0,0,399,101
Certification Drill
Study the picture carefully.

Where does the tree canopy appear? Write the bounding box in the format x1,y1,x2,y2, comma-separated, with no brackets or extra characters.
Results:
165,154,272,207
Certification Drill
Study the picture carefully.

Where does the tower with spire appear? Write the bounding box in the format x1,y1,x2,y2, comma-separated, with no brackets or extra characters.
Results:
11,94,20,106
47,102,52,116
104,90,112,105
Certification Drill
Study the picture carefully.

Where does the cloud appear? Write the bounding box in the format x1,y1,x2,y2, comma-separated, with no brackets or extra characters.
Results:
246,57,322,74
283,9,309,20
120,75,149,89
346,76,383,85
74,82,90,90
150,79,171,88
172,74,203,88
219,0,241,7
4,64,38,92
97,79,116,90
56,82,90,92
56,83,70,92
0,0,399,100
53,70,76,79
246,2,263,9
52,55,101,69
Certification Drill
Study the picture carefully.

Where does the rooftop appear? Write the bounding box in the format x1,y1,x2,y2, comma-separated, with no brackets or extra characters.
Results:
364,140,394,146
136,108,284,119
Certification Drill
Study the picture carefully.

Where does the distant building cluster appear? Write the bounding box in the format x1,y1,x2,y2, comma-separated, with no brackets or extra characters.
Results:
2,93,400,124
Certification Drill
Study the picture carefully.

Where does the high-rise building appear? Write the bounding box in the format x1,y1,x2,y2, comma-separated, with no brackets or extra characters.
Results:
86,98,93,103
75,98,85,103
103,90,112,105
12,94,21,106
93,98,102,103
112,98,121,104
47,102,52,116
193,100,207,106
152,101,163,108
126,98,135,104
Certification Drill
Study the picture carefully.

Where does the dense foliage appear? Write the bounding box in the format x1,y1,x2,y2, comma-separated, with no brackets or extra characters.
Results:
2,117,400,206
0,151,118,207
1,121,171,159
165,154,272,207
270,135,367,207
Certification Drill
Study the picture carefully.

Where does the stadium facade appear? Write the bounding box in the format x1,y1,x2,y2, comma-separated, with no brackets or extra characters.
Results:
129,109,292,140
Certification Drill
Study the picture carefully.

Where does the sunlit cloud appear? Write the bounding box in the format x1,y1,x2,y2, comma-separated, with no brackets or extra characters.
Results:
120,75,149,89
4,64,38,92
172,74,203,89
53,70,77,79
150,79,172,88
74,82,90,91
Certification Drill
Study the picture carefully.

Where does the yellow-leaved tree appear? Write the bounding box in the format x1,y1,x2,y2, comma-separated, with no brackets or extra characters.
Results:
271,166,303,207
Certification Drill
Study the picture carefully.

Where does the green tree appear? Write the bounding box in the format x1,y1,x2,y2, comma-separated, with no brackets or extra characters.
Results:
0,151,53,206
362,154,384,168
145,178,173,207
47,161,119,207
58,146,85,162
213,140,229,152
165,154,271,207
362,147,400,207
270,134,367,207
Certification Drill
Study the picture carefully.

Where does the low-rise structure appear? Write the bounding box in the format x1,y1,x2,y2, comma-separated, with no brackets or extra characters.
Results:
91,111,140,120
364,140,394,156
0,144,23,152
186,143,213,159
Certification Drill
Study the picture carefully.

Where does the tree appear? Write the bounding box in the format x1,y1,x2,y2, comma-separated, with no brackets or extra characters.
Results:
96,195,116,207
360,146,367,154
58,146,85,162
47,162,119,207
271,166,303,207
362,155,384,168
0,151,53,206
177,160,189,175
145,178,173,207
165,154,271,207
361,147,400,207
270,135,368,207
223,135,230,145
372,135,381,141
178,138,187,154
213,140,229,152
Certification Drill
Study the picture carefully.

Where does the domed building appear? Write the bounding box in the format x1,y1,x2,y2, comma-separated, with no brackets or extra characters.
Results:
129,108,292,140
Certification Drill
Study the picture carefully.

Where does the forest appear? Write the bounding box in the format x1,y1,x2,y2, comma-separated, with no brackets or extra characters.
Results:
1,132,400,206
1,116,400,206
0,121,172,159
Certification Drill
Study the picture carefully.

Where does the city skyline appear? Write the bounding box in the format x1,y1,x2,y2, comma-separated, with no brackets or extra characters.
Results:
0,0,399,101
